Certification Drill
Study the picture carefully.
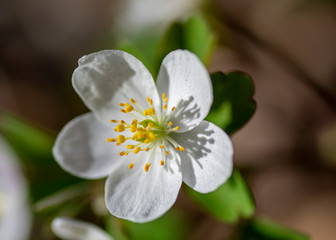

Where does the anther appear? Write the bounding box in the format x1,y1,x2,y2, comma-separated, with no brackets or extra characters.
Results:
175,146,180,151
162,93,166,99
148,132,156,140
106,138,116,142
133,147,141,154
119,151,125,156
168,121,172,126
118,103,125,107
130,125,137,133
171,107,175,111
163,104,167,110
119,120,125,124
130,98,136,104
160,160,164,166
144,163,151,172
120,109,126,113
110,120,117,123
115,124,125,132
180,146,185,152
117,135,126,143
126,145,135,149
174,126,179,131
148,122,154,128
165,151,169,155
129,163,134,169
164,97,168,103
160,144,164,149
125,105,134,112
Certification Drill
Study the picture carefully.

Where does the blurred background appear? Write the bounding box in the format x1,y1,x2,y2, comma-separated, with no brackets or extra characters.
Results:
1,0,336,239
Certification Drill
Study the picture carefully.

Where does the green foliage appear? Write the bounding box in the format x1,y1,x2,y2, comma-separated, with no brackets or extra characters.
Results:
206,71,256,135
0,113,83,202
185,169,255,224
121,209,191,240
118,15,216,77
158,15,216,67
239,217,310,240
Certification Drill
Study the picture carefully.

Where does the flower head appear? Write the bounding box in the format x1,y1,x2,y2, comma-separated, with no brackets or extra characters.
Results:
53,49,233,222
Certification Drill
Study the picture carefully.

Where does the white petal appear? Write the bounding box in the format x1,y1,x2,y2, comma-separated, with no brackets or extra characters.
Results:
72,50,161,124
51,217,113,240
172,121,233,193
0,135,31,240
156,50,213,132
105,147,182,223
53,113,122,179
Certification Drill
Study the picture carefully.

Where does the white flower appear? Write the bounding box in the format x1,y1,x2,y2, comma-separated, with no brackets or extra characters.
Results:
0,135,31,240
51,217,113,240
53,49,233,223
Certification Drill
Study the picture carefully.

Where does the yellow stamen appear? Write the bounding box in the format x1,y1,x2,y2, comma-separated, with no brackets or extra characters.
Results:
118,103,125,107
163,104,167,110
171,107,175,111
162,93,166,99
133,147,141,154
148,122,154,128
130,125,137,133
168,121,172,126
165,151,169,155
145,148,150,151
160,144,164,149
144,163,151,172
115,124,125,132
126,145,135,149
132,119,138,125
130,98,136,104
180,146,185,152
120,109,126,113
119,120,125,124
129,163,134,169
106,138,116,142
148,132,156,140
125,105,134,112
119,151,125,156
117,135,126,143
164,97,168,103
144,138,151,144
110,120,117,123
175,146,180,151
160,160,164,166
174,126,179,131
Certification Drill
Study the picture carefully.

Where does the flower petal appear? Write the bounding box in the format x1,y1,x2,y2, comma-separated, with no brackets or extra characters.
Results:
105,147,182,223
51,217,113,240
53,113,122,179
172,120,233,193
0,136,31,240
156,50,213,132
72,50,161,124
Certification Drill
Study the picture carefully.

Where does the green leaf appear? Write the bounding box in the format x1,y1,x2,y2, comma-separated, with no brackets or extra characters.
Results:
157,15,217,67
118,31,161,77
0,112,83,202
206,71,256,135
183,16,217,65
0,112,53,163
240,217,310,240
121,209,191,240
185,168,255,224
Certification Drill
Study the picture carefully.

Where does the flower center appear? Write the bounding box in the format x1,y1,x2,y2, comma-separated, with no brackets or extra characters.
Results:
106,93,184,172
